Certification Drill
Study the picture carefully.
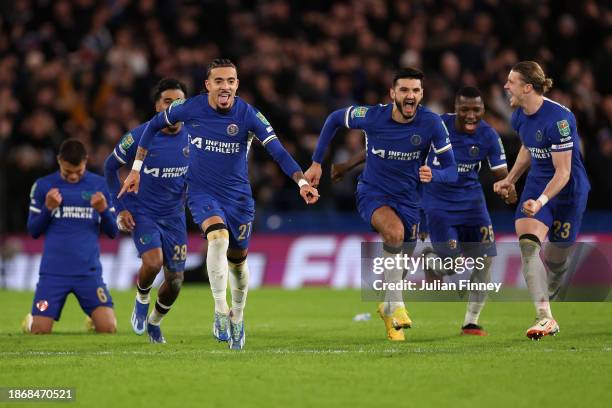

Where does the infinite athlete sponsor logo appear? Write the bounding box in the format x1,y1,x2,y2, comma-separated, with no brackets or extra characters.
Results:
190,137,240,154
527,146,552,159
370,147,421,161
457,162,480,173
52,206,95,219
143,166,188,178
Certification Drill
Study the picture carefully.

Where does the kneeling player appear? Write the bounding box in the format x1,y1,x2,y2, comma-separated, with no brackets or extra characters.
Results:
104,79,189,343
23,139,118,334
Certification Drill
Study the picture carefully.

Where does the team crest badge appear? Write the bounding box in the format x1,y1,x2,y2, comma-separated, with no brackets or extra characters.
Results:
556,120,570,137
183,146,189,157
469,145,480,157
140,234,152,245
227,124,239,136
36,300,49,312
410,134,422,146
81,191,93,200
535,130,543,142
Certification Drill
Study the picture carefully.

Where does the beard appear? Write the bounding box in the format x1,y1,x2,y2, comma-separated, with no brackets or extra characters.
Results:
394,98,416,120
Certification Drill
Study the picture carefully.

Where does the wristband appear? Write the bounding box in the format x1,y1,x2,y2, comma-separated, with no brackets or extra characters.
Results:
536,194,549,207
298,179,309,188
132,159,143,172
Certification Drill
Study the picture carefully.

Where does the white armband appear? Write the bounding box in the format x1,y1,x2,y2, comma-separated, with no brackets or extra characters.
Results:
132,159,143,172
298,179,309,188
536,194,549,207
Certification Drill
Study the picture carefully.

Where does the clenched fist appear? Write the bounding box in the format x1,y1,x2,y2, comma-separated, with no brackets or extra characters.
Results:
45,188,62,210
90,192,108,213
419,165,433,183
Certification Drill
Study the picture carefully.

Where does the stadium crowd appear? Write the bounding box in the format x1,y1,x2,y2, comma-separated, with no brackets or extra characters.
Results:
1,0,610,233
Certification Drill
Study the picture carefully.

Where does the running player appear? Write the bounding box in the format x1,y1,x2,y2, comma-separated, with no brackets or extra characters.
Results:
494,61,590,340
332,86,515,336
119,59,319,349
104,78,189,344
305,68,457,341
23,139,118,334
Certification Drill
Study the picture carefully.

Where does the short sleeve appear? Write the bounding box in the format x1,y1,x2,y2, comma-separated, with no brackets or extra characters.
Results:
547,113,574,152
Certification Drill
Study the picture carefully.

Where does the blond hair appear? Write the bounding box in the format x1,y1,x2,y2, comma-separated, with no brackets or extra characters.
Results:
512,61,553,94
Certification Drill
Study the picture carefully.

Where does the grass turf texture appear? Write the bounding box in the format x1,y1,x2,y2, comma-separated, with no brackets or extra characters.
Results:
1,287,611,408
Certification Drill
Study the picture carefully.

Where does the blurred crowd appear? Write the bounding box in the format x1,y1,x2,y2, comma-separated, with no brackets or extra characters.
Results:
1,0,610,233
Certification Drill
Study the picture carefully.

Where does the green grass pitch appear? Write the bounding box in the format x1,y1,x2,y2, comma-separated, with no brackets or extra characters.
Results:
1,287,611,407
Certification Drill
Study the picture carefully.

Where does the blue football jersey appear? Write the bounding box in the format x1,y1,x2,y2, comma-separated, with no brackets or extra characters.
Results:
511,97,590,193
345,104,453,206
145,94,300,206
28,171,117,276
423,113,507,211
112,124,189,217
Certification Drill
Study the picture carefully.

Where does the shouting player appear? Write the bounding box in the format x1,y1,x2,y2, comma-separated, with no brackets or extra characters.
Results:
305,68,457,341
104,79,189,344
332,87,515,336
494,61,590,340
119,59,319,349
23,139,118,334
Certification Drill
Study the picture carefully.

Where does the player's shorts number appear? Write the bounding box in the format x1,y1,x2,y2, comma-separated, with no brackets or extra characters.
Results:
172,244,187,261
480,225,494,243
553,221,571,239
410,224,417,241
238,222,253,241
96,287,108,303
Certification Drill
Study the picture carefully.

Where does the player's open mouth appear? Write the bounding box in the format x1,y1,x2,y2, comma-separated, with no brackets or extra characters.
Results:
403,100,416,113
464,122,477,132
218,93,231,105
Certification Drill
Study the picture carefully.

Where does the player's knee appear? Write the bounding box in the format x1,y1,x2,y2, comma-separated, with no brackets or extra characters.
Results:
206,223,229,250
94,318,116,334
142,253,164,274
30,323,52,335
381,225,404,247
519,234,541,256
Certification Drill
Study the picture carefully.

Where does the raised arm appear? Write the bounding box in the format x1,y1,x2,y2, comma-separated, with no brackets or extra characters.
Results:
306,108,351,187
251,109,319,204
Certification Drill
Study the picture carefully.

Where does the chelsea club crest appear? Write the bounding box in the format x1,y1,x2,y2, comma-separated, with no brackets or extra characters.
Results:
227,124,239,136
535,130,543,142
469,145,480,157
410,134,422,146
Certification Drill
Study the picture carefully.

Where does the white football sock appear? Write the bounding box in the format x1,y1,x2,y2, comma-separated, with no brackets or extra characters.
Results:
228,259,249,323
520,236,553,319
463,255,493,326
382,244,404,315
207,229,230,314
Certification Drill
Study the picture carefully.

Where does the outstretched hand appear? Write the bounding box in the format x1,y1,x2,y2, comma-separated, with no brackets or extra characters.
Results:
300,184,320,205
118,170,141,198
304,163,322,188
